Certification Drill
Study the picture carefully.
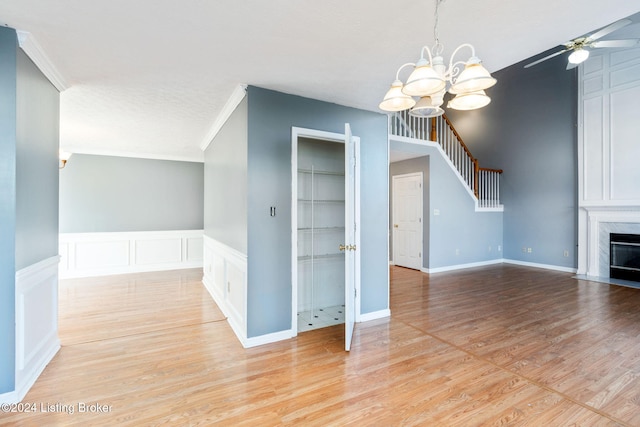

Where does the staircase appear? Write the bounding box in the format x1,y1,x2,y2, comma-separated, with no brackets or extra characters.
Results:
389,110,503,210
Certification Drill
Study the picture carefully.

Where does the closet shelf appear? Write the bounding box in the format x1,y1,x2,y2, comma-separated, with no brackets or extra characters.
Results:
298,226,345,232
298,199,345,203
298,253,345,261
298,168,344,176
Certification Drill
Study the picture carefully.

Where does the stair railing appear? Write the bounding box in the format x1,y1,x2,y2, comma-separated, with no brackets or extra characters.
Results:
389,110,503,208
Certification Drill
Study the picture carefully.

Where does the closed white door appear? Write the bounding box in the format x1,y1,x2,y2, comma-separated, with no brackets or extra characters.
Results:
392,173,423,270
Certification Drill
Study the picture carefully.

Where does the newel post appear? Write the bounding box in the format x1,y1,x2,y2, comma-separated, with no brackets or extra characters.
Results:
430,117,437,142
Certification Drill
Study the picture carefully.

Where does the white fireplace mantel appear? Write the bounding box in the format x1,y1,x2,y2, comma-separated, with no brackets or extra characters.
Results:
579,206,640,277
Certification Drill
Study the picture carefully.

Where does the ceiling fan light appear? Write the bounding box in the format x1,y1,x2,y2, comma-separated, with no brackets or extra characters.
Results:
447,90,491,111
409,96,444,118
379,79,417,112
449,62,497,94
568,48,590,64
402,63,446,97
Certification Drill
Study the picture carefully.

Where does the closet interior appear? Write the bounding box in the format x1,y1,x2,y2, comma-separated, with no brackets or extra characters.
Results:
296,137,345,332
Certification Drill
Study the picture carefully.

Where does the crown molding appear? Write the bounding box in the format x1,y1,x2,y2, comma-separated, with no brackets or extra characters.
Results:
200,84,247,151
16,30,69,92
63,146,204,163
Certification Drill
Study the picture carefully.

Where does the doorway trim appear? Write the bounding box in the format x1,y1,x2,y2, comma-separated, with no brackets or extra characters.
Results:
291,126,361,336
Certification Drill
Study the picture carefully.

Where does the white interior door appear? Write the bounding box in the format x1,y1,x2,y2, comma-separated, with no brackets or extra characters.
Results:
344,123,359,351
392,173,423,270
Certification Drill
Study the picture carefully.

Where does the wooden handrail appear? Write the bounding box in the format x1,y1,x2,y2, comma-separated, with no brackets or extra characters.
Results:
479,167,503,174
442,114,476,163
396,111,502,204
434,114,502,199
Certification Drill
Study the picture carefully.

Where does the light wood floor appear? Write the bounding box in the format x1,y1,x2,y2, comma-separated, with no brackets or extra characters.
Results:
3,265,640,426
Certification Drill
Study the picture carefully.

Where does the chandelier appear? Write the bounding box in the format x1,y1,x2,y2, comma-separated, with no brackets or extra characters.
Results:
379,0,497,117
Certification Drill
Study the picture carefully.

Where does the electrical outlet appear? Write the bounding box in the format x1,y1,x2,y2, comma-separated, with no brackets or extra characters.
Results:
455,248,460,256
527,247,532,253
434,209,440,216
563,250,569,257
498,245,502,252
488,245,492,252
522,247,527,253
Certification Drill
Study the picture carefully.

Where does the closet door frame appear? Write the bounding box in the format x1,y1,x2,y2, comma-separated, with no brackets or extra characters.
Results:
291,126,361,338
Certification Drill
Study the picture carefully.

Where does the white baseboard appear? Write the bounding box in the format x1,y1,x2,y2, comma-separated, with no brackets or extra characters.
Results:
7,256,61,404
59,230,203,278
424,259,503,274
419,258,576,274
359,309,391,322
244,330,296,348
502,259,577,274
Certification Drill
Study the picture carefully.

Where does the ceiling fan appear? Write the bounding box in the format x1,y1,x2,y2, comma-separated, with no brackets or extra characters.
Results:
525,19,639,70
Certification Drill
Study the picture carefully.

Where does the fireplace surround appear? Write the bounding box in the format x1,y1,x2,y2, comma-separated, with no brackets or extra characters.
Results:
579,208,640,280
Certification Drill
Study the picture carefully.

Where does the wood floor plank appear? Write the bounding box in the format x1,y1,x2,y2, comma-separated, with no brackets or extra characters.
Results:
3,265,640,425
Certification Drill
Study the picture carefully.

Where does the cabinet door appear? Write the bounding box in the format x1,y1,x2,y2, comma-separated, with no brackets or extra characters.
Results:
344,123,360,351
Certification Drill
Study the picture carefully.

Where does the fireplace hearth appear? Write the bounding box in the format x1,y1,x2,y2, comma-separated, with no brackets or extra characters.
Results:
610,233,640,282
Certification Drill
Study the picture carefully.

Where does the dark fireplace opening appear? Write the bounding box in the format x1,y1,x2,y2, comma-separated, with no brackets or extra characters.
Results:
610,233,640,282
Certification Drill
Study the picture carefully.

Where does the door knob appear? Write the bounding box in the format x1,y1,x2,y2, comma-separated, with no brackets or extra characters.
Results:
339,244,347,251
394,224,398,228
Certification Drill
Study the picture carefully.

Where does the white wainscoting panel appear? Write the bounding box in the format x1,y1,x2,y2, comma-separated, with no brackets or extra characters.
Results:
59,230,203,278
12,256,60,403
202,235,248,346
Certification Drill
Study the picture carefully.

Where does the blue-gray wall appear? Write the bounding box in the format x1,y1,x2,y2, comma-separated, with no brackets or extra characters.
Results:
445,48,577,268
427,145,503,268
246,86,388,338
0,26,18,395
0,27,59,394
16,49,60,270
389,156,431,267
59,154,204,233
204,96,248,253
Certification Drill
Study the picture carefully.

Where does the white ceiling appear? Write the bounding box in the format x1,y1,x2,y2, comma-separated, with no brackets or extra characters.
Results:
1,1,639,162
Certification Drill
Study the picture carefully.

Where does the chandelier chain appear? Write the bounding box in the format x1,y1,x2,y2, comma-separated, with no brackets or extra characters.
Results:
433,0,446,56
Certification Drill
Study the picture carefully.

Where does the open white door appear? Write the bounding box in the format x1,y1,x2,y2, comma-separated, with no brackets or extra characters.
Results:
344,123,359,351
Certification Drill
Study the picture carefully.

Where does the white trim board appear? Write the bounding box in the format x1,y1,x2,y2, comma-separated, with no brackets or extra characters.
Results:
16,31,68,92
200,84,247,151
59,230,203,279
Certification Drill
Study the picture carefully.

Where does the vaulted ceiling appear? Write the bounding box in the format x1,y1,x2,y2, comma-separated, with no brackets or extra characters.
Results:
1,1,639,162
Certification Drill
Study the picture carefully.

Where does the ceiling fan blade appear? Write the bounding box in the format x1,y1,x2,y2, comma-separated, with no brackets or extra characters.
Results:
587,19,632,41
591,39,639,48
566,61,579,70
524,49,569,68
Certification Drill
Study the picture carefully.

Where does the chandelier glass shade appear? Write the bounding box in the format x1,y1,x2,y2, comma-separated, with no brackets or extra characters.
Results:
447,89,491,110
378,0,496,118
379,78,417,112
410,96,445,117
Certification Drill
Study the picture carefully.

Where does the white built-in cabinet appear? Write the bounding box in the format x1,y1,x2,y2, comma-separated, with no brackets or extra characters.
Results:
296,137,346,332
